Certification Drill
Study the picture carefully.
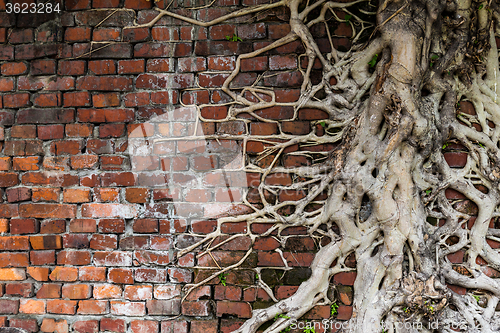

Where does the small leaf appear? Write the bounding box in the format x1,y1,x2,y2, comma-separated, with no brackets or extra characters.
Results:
226,35,231,41
368,54,378,68
344,14,352,22
430,54,439,60
473,295,480,302
478,4,483,10
319,121,326,128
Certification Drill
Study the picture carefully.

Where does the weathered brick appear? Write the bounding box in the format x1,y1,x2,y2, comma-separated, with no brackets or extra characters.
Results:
36,283,61,298
19,299,45,314
47,299,77,314
110,301,145,316
57,251,91,266
93,284,122,299
124,285,152,300
37,124,65,140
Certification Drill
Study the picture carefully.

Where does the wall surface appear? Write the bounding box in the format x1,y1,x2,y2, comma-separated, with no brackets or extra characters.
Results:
0,0,481,332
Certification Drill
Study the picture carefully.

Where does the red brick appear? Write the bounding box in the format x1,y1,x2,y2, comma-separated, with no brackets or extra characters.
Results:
123,27,149,42
124,188,149,204
90,234,117,250
22,172,78,186
73,320,99,333
40,220,65,234
6,285,25,301
444,152,468,168
20,204,76,219
31,59,56,75
100,319,126,333
58,61,86,76
189,320,218,333
10,219,37,234
1,62,28,75
37,124,64,140
30,251,55,266
9,29,34,44
93,28,121,41
130,320,159,333
98,219,125,233
92,0,120,7
76,76,133,91
36,284,61,298
63,91,91,107
0,78,14,92
78,108,135,123
182,301,211,316
65,27,91,42
57,251,91,266
118,59,145,74
178,57,206,72
40,319,68,333
11,125,36,138
0,253,29,267
89,60,116,75
3,93,30,108
147,58,173,72
71,155,99,169
124,92,150,107
69,219,96,233
99,123,125,138
5,283,32,297
66,124,93,137
13,156,40,171
50,140,82,155
0,46,14,61
0,299,19,314
9,318,38,332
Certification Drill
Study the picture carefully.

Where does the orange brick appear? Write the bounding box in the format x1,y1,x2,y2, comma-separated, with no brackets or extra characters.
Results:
0,158,10,171
13,156,40,171
32,188,60,202
63,188,91,203
77,300,108,315
0,236,29,250
95,188,119,202
0,268,26,281
30,235,62,250
62,284,91,299
49,267,78,282
19,299,45,314
93,284,122,299
40,318,67,333
27,267,49,281
70,155,99,169
47,299,77,314
0,219,8,233
36,284,61,298
65,124,93,137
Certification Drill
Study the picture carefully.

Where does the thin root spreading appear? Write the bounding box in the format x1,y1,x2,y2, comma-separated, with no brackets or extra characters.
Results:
137,0,500,332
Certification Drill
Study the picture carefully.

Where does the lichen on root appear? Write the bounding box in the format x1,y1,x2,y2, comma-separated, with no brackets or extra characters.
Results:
135,0,500,332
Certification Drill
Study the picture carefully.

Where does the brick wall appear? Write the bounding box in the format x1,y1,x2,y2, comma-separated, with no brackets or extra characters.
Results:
0,0,487,332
